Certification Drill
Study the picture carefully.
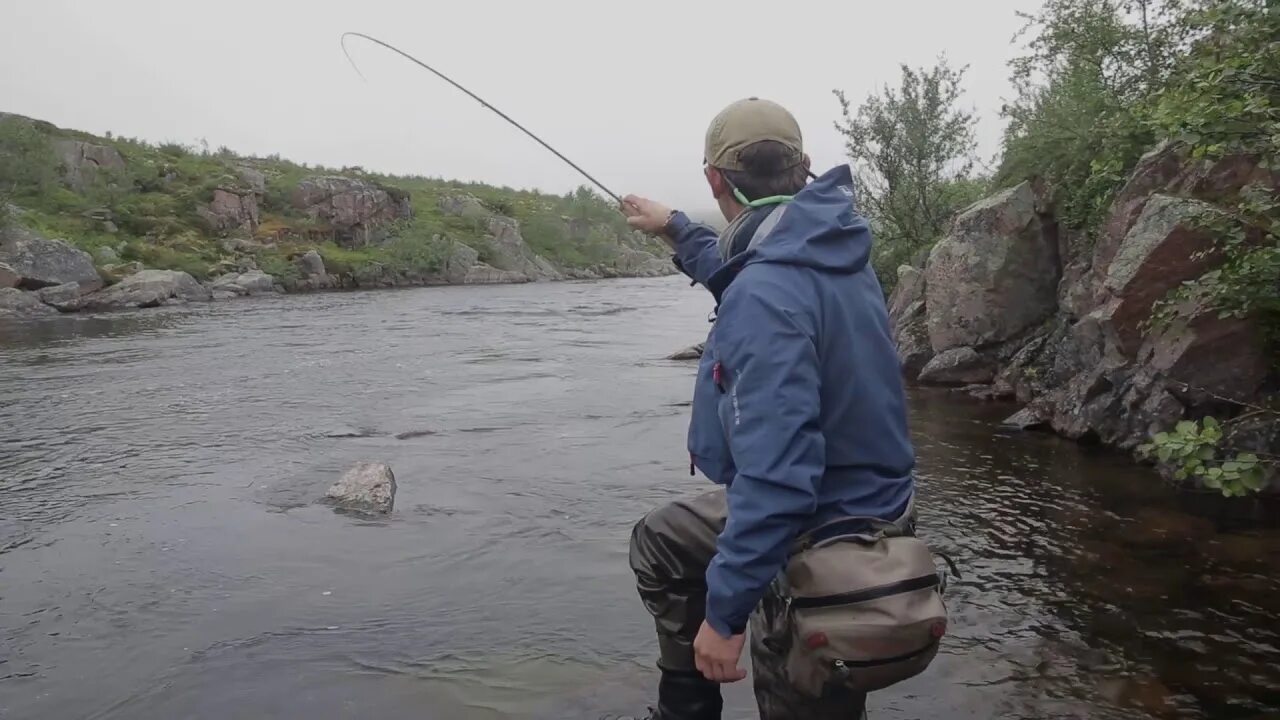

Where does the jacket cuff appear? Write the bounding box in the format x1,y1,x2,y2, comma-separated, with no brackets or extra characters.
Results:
664,210,693,240
704,593,748,637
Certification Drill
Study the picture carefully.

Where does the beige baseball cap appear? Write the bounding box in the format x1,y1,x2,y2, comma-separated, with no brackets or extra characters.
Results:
704,97,804,172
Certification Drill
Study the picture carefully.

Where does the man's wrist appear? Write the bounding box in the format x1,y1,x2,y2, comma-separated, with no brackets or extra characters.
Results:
662,210,690,240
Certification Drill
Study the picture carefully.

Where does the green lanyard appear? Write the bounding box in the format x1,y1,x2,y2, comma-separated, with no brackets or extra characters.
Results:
733,187,794,208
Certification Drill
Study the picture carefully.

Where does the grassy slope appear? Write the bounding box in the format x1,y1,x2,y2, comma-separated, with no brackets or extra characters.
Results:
0,112,669,284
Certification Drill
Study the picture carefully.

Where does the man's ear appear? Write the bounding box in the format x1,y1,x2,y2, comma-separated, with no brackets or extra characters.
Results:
802,154,811,173
705,166,728,199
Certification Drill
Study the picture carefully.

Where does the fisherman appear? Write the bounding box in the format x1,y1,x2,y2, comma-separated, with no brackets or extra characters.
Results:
619,98,919,719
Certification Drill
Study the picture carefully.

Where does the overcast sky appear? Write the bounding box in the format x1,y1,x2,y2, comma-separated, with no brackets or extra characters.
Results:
1,0,1039,210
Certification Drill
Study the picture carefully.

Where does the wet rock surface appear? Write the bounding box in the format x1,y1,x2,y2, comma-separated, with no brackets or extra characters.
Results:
323,462,397,514
890,143,1276,486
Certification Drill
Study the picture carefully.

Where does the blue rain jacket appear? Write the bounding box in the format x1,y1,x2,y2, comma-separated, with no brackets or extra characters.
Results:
666,165,916,636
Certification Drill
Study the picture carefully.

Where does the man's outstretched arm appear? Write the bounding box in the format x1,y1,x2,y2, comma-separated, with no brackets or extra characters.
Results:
622,195,722,287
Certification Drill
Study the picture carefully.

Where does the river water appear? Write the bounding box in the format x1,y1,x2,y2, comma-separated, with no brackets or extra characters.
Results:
1,278,1277,720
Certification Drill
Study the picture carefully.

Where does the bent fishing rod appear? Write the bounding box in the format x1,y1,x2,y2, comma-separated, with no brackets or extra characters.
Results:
340,32,623,206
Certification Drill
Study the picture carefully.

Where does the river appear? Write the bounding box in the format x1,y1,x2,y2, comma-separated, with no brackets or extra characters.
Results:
1,278,1277,720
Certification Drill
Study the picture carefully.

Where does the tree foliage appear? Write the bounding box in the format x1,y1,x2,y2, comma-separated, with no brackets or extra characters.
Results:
996,0,1191,231
833,58,986,293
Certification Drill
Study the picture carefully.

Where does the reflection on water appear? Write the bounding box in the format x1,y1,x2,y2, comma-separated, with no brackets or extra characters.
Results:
1,280,1277,720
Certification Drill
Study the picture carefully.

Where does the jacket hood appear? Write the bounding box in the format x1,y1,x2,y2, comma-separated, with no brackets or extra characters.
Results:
742,164,872,274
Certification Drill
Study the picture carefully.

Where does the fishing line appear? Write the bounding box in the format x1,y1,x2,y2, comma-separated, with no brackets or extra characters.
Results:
340,32,623,205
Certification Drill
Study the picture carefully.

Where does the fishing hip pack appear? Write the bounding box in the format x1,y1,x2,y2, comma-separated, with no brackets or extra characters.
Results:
779,501,948,697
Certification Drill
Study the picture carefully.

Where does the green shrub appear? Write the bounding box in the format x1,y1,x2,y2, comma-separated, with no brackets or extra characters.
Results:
254,251,302,284
1139,417,1269,497
123,241,214,280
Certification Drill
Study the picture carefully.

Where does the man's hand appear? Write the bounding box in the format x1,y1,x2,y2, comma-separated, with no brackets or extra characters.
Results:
621,194,674,236
693,620,747,683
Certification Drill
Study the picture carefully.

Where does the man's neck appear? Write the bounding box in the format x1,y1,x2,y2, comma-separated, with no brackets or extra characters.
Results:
718,198,746,225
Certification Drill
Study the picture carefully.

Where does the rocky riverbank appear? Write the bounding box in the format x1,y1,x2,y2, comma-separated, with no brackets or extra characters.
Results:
0,111,676,318
0,216,674,317
887,142,1279,493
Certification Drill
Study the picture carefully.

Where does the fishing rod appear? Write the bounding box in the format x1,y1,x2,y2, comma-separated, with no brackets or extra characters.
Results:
340,32,623,206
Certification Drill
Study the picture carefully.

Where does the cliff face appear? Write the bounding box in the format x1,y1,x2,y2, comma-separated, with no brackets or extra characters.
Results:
890,143,1279,492
0,111,675,312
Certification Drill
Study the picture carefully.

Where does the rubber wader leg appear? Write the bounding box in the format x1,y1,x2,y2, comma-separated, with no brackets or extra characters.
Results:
629,490,727,719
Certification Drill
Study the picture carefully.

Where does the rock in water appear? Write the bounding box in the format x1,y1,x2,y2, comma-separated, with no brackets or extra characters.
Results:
36,282,83,312
918,347,997,386
0,262,18,289
1002,407,1049,431
209,269,277,296
667,343,705,360
0,287,58,317
82,269,211,310
0,225,103,293
325,462,396,514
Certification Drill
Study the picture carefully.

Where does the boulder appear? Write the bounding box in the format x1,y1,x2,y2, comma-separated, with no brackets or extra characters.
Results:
438,194,492,220
888,265,926,327
463,263,528,285
893,300,933,379
437,196,561,280
94,246,121,265
1088,143,1280,305
918,347,996,386
291,176,412,248
1002,406,1049,431
442,240,480,284
209,269,277,296
1046,365,1185,449
0,225,102,293
1095,195,1225,356
0,287,58,317
100,261,144,284
199,188,260,233
324,462,396,514
667,343,705,361
924,182,1060,353
484,217,562,281
82,269,211,310
1138,299,1269,403
293,250,332,291
236,166,266,195
0,262,18,289
36,282,83,312
296,249,326,277
992,319,1069,404
611,245,674,278
52,138,125,191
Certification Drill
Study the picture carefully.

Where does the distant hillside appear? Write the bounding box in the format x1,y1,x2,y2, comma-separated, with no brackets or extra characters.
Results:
0,111,674,291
